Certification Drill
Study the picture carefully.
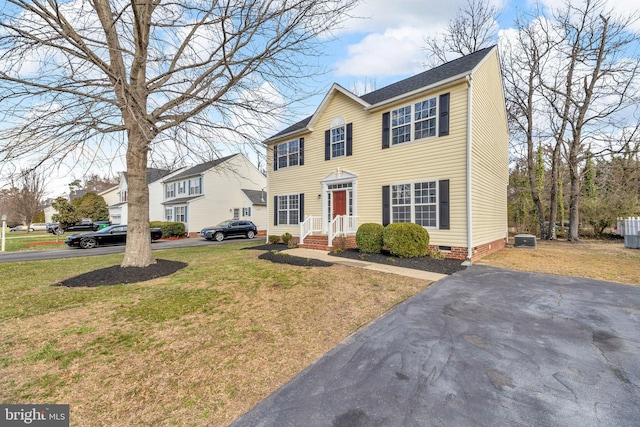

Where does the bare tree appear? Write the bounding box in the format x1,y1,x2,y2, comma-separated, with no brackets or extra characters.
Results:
0,0,358,267
538,0,640,241
423,0,500,67
9,168,47,231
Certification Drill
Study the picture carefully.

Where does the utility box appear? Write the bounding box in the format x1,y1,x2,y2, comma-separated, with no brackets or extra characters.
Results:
514,234,537,248
624,233,640,249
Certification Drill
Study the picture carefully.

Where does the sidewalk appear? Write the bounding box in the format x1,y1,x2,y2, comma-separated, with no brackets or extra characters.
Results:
284,247,447,282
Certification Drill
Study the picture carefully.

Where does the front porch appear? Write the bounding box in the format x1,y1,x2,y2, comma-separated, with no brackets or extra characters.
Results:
299,215,358,251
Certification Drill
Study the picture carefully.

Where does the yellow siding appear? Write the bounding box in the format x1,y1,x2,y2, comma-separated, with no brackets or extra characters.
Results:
267,81,471,248
470,50,509,247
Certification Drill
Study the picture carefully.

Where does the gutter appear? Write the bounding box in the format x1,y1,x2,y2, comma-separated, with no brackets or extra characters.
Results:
463,74,473,266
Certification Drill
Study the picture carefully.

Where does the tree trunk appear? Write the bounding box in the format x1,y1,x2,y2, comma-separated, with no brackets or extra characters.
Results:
567,148,581,241
527,142,547,239
547,143,561,239
121,128,155,268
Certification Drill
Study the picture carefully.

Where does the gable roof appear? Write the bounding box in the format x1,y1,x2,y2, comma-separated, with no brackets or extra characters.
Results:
164,154,239,182
266,46,496,142
242,189,267,206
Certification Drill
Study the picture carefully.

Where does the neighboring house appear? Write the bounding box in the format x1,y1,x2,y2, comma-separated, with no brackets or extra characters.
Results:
99,185,119,208
161,153,267,236
109,168,176,225
264,46,508,261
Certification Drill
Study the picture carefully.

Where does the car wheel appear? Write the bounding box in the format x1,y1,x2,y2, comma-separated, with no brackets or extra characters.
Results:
79,238,97,249
247,230,255,239
55,228,65,235
213,231,224,242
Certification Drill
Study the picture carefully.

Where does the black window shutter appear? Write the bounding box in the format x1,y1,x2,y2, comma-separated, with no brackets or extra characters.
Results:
439,180,450,230
299,138,304,165
346,123,353,156
273,145,278,171
382,112,390,149
382,186,390,226
325,130,330,161
273,195,278,226
299,194,305,222
439,93,450,137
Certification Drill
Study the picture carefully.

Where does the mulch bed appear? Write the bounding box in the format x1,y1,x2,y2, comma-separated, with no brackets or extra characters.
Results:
55,259,188,288
258,250,333,267
329,249,467,275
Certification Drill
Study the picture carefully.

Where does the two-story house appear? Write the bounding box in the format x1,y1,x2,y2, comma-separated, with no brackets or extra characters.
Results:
109,168,176,225
161,153,267,236
265,46,508,261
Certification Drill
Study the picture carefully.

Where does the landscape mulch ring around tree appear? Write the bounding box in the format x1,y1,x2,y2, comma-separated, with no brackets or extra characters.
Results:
245,244,334,267
55,259,188,287
329,249,468,275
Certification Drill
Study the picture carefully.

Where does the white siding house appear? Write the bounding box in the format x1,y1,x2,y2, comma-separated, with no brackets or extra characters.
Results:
161,154,267,236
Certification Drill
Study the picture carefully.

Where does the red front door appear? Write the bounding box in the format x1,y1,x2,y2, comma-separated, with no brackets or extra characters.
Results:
333,191,347,218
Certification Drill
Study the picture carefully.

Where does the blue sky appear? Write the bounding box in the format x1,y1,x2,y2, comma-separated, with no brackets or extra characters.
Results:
2,0,638,197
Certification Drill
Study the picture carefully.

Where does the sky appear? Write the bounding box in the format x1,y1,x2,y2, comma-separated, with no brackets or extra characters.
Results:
3,0,639,199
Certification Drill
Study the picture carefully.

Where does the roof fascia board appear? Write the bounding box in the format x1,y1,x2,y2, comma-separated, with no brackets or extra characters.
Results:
265,84,370,145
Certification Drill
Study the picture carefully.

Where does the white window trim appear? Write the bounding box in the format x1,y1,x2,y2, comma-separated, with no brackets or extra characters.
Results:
276,194,300,226
276,139,301,169
390,96,438,147
390,180,439,228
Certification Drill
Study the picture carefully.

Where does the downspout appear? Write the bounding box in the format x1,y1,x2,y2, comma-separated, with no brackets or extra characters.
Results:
463,74,473,266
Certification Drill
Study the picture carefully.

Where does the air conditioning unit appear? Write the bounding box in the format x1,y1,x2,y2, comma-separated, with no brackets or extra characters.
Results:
514,234,537,248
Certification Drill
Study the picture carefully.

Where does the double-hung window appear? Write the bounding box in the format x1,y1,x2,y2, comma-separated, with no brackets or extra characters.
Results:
390,96,437,146
277,194,299,225
165,183,175,198
391,181,437,227
175,206,187,223
165,208,173,222
276,139,300,169
189,177,202,195
331,126,345,158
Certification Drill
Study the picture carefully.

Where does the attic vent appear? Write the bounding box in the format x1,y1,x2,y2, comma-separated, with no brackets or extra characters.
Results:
514,234,537,249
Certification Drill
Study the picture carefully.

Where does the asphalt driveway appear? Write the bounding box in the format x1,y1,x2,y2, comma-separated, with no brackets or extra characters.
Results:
231,265,640,427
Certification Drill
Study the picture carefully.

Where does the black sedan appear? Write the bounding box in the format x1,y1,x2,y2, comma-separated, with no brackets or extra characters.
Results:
200,220,257,241
65,225,163,249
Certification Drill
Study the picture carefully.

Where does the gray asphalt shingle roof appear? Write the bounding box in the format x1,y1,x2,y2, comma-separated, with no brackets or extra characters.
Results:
165,154,239,181
242,189,267,206
268,47,494,141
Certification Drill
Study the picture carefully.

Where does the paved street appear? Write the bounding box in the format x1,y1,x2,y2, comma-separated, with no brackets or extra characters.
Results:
231,265,640,427
0,237,258,263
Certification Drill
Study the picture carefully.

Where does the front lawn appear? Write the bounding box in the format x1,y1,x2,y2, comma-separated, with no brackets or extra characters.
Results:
1,231,66,251
0,242,429,426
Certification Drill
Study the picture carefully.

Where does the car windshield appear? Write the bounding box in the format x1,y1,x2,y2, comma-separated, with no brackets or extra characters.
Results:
216,220,232,227
96,225,127,234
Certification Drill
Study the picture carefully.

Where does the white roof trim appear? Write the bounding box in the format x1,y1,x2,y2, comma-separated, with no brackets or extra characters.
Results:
321,168,358,183
265,84,370,144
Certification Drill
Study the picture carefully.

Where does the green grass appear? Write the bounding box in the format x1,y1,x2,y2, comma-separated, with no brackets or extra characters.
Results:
0,231,66,251
0,241,428,426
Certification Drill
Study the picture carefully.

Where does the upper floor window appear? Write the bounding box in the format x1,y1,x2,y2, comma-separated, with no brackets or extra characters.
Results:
189,177,202,195
165,183,175,199
178,181,186,194
276,139,300,169
384,93,449,149
119,190,127,203
331,126,345,158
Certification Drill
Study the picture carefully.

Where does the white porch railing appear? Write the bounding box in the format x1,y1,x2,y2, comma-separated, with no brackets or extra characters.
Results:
328,215,358,247
300,215,358,246
299,216,323,244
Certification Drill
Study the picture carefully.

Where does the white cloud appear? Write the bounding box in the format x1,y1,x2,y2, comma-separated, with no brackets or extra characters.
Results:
335,26,432,77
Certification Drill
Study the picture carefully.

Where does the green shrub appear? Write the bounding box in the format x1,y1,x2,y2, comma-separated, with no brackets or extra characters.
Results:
281,232,293,246
356,223,385,254
268,235,280,244
150,221,186,237
427,248,446,260
383,223,430,258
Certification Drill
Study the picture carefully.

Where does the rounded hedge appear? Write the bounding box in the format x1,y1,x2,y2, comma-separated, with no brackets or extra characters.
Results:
150,221,186,237
383,223,430,258
356,223,385,254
